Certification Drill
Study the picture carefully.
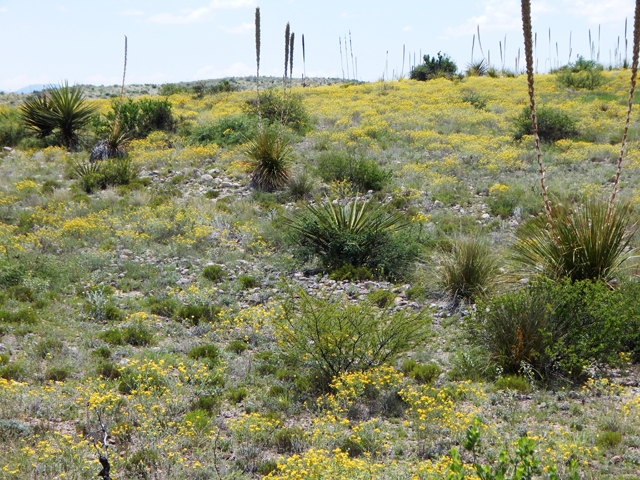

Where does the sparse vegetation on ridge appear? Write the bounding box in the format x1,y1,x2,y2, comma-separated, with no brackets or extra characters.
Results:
1,6,640,478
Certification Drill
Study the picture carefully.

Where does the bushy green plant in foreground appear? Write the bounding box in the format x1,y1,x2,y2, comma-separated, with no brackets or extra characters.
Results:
470,279,640,377
316,150,391,192
283,198,418,279
511,199,637,283
277,289,431,389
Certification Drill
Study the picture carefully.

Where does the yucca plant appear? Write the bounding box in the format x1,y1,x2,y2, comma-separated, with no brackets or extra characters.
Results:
283,198,414,276
45,82,97,149
437,236,500,303
243,128,292,191
511,199,637,283
515,0,640,282
19,93,54,138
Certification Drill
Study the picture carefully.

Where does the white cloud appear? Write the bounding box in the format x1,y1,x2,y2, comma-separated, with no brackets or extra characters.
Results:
195,62,254,79
0,7,8,13
220,22,253,34
119,9,144,16
561,0,633,24
403,26,413,32
443,0,521,38
1,74,51,93
148,0,255,25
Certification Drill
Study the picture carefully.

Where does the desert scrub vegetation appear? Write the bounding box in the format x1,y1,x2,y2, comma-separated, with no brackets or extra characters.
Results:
2,8,640,478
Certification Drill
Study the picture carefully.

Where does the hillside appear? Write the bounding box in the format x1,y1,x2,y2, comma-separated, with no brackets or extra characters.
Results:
0,71,640,479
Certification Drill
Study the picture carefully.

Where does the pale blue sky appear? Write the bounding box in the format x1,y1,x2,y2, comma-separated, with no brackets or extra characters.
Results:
0,0,635,92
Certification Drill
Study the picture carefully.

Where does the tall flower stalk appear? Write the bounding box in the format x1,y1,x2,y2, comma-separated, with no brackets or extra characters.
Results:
609,0,640,219
521,0,553,229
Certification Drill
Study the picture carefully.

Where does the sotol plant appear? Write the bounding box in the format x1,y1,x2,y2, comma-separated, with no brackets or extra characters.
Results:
515,0,639,282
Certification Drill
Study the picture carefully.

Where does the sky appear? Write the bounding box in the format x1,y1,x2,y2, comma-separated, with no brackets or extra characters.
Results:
0,0,636,92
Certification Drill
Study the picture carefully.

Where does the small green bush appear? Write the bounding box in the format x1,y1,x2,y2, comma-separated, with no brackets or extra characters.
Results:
99,324,153,347
493,375,530,393
91,346,112,359
316,151,391,192
367,290,396,308
274,427,305,453
202,265,226,283
35,338,64,359
554,56,606,90
228,387,248,404
147,296,180,317
437,236,500,303
177,304,221,325
45,365,71,381
287,169,315,200
329,264,373,282
410,52,458,81
226,340,249,354
243,91,311,134
244,128,293,192
73,157,140,194
402,359,441,384
0,353,9,365
597,430,622,448
0,362,27,381
513,105,578,142
192,395,220,414
0,307,37,324
188,344,220,365
277,289,431,389
95,98,176,140
238,275,257,290
96,362,121,380
188,115,256,147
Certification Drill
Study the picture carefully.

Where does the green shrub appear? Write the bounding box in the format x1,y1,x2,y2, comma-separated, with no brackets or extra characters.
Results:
513,105,578,142
257,460,278,476
20,82,97,149
597,430,622,448
238,275,257,290
316,151,391,192
487,185,540,218
406,285,427,301
96,361,121,380
147,296,180,317
436,236,500,303
493,375,530,393
0,264,25,287
99,329,124,345
202,265,227,283
367,290,396,308
91,346,112,359
402,359,441,384
35,338,64,359
277,289,431,389
244,128,293,191
188,115,256,147
0,353,9,365
96,98,176,139
284,198,418,279
287,169,315,200
0,108,28,147
555,56,606,90
73,157,140,194
188,344,220,365
328,264,373,282
511,199,636,282
470,279,635,377
226,340,249,354
409,52,458,81
228,387,248,404
177,304,221,325
0,362,27,381
192,395,220,414
100,324,153,347
45,365,71,381
243,90,311,134
0,307,37,325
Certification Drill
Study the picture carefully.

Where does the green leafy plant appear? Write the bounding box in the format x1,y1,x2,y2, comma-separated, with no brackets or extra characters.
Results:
188,115,257,147
511,199,637,283
243,90,310,134
513,105,578,142
20,82,97,148
243,128,293,191
316,151,391,192
284,198,416,278
409,52,458,81
493,375,530,393
436,236,500,303
277,289,431,389
238,275,257,290
554,56,606,90
202,265,227,283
